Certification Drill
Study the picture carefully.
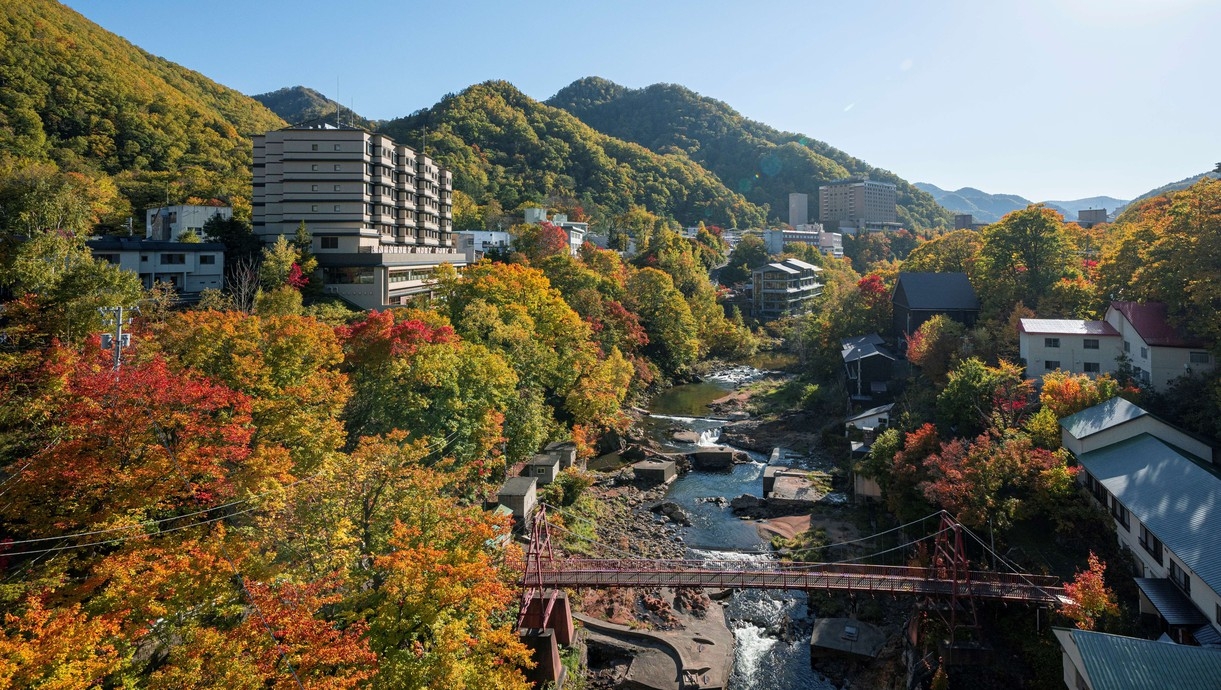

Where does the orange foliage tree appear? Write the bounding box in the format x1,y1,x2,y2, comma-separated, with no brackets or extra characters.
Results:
1061,552,1120,630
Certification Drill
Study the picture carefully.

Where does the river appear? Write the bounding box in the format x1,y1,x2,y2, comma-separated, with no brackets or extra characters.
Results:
643,378,836,690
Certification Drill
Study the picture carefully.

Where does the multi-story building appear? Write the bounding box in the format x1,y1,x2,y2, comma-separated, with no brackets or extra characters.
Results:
146,204,232,240
751,257,823,319
457,230,514,261
523,207,586,255
1105,301,1214,389
1061,398,1220,646
818,178,898,231
1077,208,1108,228
1018,318,1123,383
788,192,809,227
252,125,459,310
88,237,225,295
762,226,842,259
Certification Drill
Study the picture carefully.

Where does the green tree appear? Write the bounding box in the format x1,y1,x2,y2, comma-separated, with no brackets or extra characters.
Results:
719,234,768,285
975,206,1075,318
625,268,700,376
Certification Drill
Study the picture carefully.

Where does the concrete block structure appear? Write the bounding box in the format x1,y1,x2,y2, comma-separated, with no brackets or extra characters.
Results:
633,460,676,485
1018,318,1123,383
252,125,460,310
88,238,224,295
146,203,232,240
525,454,560,485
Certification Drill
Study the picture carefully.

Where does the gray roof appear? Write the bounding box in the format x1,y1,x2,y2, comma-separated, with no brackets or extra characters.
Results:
846,403,895,423
1056,628,1221,690
781,258,822,272
893,272,979,310
1134,578,1208,626
1078,434,1221,596
1019,319,1120,336
841,334,894,363
499,477,537,496
756,262,799,275
1059,397,1148,440
528,454,559,466
87,238,225,252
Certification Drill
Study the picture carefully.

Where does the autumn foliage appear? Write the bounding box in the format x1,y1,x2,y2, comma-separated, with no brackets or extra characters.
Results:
1061,552,1120,630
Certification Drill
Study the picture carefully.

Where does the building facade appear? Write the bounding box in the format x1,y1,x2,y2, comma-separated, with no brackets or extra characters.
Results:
146,204,232,241
818,179,897,229
88,238,225,295
751,258,823,319
252,125,459,310
1018,318,1123,383
1077,208,1108,228
788,192,809,227
1104,301,1214,389
762,225,840,258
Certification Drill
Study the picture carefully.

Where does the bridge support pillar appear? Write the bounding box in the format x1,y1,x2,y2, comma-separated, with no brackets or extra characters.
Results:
520,628,565,688
519,589,574,645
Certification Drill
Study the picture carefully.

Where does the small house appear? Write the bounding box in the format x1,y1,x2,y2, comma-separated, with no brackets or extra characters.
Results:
525,454,560,485
497,477,538,524
891,272,979,340
1105,301,1215,389
841,334,895,400
544,441,579,470
845,403,894,438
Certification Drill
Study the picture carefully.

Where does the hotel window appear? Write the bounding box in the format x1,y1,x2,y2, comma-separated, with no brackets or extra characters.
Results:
1170,561,1190,595
334,185,341,192
311,205,318,212
334,164,342,171
1084,339,1099,349
320,236,338,249
1190,351,1211,364
1084,362,1101,373
160,254,185,265
1045,360,1060,370
1044,338,1060,348
1140,346,1148,359
334,144,341,151
311,164,319,171
311,184,319,191
311,144,318,151
1124,341,1131,353
1111,498,1129,530
333,205,341,212
1139,524,1163,566
199,255,216,265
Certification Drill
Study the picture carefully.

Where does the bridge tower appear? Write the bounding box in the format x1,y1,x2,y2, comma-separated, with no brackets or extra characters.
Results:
518,506,574,688
924,512,983,665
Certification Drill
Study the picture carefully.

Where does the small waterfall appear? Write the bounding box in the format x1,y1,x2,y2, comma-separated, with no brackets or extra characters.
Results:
697,427,722,446
732,624,777,681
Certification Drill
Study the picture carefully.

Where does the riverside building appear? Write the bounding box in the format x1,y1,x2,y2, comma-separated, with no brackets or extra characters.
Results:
252,124,459,310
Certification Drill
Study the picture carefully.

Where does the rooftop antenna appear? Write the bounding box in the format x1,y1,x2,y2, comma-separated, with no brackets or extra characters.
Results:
422,125,428,155
335,76,341,128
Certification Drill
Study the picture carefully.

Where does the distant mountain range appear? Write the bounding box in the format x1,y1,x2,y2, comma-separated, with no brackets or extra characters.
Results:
914,183,1128,224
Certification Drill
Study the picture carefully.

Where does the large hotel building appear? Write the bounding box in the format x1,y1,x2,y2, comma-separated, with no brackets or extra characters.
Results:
253,125,461,310
818,178,899,231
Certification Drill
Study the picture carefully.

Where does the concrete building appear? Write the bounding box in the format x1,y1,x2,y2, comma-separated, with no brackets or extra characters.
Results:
497,477,538,524
953,214,989,231
146,204,232,241
1104,301,1215,390
788,192,809,227
252,125,460,310
751,257,823,320
457,230,513,261
761,225,841,259
1018,319,1123,383
818,179,898,231
523,207,587,256
88,238,224,295
1061,399,1220,646
1077,208,1108,228
543,441,579,471
525,454,560,486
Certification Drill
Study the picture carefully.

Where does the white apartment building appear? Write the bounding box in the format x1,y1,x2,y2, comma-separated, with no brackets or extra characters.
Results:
762,225,841,259
146,204,233,241
1105,301,1215,389
1061,399,1220,646
457,230,514,262
1018,318,1123,383
252,125,459,310
88,238,224,295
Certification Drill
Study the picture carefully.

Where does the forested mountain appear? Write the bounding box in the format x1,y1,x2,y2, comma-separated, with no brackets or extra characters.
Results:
546,78,952,231
0,0,287,221
1042,195,1127,218
252,85,376,130
379,81,767,228
1128,170,1219,206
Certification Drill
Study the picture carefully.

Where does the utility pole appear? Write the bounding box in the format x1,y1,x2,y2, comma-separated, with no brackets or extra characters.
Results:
98,306,136,372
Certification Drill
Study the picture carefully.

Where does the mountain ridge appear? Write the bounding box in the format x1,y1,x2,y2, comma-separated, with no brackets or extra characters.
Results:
915,182,1128,223
252,86,377,130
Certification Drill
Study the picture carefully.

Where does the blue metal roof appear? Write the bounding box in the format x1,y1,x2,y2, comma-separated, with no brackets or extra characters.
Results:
1134,578,1207,626
1060,628,1221,690
841,334,895,363
1078,434,1221,597
1059,397,1148,440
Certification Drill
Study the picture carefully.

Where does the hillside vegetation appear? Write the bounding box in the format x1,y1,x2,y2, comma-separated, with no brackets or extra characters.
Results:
547,77,952,231
0,0,286,220
253,85,377,130
379,81,768,229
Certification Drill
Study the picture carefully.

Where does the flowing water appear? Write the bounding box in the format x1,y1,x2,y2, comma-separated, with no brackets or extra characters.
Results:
642,380,836,690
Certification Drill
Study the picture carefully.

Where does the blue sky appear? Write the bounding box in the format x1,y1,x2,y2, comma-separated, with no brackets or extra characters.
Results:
63,0,1219,202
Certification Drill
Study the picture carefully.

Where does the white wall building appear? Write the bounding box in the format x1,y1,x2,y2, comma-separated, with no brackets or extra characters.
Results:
146,204,232,241
523,208,586,256
457,230,514,262
1018,318,1123,383
1105,301,1215,390
88,238,224,295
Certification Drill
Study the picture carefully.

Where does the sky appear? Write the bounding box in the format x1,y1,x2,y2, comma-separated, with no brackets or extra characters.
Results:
62,0,1220,202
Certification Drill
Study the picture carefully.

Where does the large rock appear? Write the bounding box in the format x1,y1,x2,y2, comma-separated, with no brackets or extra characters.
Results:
671,429,701,444
649,501,692,526
729,494,763,511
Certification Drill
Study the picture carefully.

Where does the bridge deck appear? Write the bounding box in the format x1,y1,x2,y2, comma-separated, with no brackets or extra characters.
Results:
524,559,1066,606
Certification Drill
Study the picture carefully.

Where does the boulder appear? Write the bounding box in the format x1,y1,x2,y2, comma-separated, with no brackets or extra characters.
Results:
671,429,701,444
649,501,692,526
